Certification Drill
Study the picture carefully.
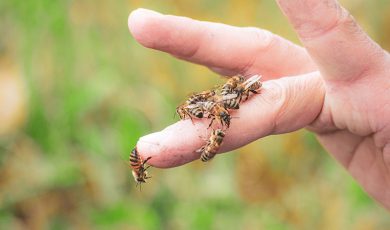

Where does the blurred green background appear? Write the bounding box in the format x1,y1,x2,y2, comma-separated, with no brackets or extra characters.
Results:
0,0,389,229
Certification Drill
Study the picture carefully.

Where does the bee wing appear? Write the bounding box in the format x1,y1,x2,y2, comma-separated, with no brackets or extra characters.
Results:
243,75,262,89
243,74,261,84
196,146,205,153
185,103,200,109
214,93,239,103
223,93,239,100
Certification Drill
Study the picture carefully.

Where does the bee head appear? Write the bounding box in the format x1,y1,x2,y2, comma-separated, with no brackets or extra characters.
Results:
132,170,141,183
219,111,228,117
132,170,148,183
195,112,203,118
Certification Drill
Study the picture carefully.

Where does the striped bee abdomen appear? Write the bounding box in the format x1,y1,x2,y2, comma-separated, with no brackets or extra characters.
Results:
197,129,225,162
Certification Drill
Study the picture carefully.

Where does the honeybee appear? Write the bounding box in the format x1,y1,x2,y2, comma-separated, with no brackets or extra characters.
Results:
242,75,262,101
221,75,262,104
129,147,152,187
212,93,241,110
187,89,216,104
176,102,204,120
203,101,231,128
220,76,245,95
197,129,225,162
176,90,216,120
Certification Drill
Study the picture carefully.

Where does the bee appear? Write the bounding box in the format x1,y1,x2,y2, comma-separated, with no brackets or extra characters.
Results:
197,129,225,162
176,102,204,120
129,147,152,187
203,101,231,128
220,76,245,95
187,89,216,104
221,75,262,104
241,75,262,101
176,90,216,120
212,93,241,110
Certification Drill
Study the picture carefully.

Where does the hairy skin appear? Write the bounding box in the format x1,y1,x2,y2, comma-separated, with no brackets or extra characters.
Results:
128,0,390,210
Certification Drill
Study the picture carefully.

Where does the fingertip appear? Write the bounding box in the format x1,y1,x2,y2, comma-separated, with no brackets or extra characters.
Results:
136,120,206,168
128,8,163,48
136,131,165,167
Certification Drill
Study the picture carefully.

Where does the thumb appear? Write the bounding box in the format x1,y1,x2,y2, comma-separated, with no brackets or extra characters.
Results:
136,72,325,168
276,0,388,82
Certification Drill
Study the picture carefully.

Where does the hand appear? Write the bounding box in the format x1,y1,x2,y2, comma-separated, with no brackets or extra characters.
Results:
128,0,390,209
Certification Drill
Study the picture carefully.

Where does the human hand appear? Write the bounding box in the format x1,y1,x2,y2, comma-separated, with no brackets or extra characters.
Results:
128,0,390,209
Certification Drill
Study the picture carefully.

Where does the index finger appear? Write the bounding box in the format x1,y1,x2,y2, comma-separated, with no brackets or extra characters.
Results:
128,8,316,78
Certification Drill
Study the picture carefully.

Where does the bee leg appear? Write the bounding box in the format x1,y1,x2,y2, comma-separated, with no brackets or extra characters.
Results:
219,116,227,128
244,92,250,101
188,113,195,124
206,113,214,128
208,117,215,128
143,156,152,165
237,95,243,104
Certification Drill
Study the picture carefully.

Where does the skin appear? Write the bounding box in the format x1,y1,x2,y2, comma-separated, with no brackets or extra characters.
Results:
128,0,390,210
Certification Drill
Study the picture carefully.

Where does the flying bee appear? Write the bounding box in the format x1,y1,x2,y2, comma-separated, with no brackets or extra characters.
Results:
129,147,152,187
197,129,225,162
202,101,231,128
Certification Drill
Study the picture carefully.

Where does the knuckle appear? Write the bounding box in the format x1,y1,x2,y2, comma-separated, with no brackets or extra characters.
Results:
244,27,277,53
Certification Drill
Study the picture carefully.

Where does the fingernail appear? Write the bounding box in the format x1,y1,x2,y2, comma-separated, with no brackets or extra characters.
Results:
129,8,162,23
128,8,164,44
135,8,163,16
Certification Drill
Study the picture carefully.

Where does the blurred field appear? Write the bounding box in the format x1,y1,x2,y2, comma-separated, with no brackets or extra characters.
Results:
0,0,389,229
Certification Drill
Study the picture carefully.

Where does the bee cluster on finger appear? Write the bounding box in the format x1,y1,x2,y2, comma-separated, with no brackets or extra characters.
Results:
176,75,263,162
129,75,262,188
